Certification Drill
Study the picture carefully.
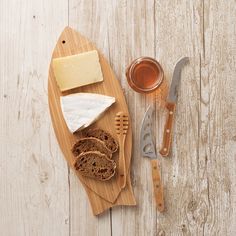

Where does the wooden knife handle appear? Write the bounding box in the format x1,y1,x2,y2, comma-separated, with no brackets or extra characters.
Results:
151,159,164,212
160,102,176,157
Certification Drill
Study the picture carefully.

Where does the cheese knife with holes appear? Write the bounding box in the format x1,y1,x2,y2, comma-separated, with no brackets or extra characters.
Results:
140,105,164,212
160,57,189,157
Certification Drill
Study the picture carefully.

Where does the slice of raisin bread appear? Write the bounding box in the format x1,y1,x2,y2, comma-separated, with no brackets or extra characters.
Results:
74,151,116,181
72,137,112,159
84,128,119,153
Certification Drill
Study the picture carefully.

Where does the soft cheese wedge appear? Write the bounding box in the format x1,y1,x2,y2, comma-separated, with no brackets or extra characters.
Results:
53,50,103,91
60,93,115,133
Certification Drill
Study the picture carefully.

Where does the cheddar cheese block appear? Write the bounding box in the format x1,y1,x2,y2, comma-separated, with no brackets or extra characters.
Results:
53,50,103,91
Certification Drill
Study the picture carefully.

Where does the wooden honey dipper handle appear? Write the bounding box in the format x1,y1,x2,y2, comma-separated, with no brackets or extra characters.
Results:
115,112,129,189
118,137,126,188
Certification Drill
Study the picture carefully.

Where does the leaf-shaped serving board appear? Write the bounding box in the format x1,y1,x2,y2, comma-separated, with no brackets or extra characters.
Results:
48,27,136,209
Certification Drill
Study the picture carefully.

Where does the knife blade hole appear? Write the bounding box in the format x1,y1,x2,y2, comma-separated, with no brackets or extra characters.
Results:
62,40,66,44
143,144,152,153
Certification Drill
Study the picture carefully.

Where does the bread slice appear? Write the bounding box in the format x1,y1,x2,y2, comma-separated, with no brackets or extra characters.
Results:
74,151,116,181
84,128,119,153
72,137,112,159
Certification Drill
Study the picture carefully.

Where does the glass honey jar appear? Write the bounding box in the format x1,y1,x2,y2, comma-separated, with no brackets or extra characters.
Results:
126,57,164,93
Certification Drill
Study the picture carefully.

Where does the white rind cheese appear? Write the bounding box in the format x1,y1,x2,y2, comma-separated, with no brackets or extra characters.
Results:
53,50,103,91
60,93,115,133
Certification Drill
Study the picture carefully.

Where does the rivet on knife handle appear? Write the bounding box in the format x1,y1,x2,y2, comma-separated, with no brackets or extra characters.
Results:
151,159,164,212
160,102,176,157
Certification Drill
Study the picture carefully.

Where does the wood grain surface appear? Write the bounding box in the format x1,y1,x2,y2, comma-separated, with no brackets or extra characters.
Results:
48,27,136,212
160,102,176,157
0,0,236,235
151,159,165,212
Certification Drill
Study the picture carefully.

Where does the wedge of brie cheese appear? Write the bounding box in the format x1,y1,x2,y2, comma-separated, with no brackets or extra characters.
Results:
60,93,115,133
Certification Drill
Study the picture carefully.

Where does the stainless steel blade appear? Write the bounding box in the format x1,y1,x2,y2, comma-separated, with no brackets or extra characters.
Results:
140,105,156,159
167,57,189,103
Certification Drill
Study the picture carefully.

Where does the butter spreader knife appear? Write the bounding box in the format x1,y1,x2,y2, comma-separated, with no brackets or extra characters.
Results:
160,57,189,157
140,105,164,212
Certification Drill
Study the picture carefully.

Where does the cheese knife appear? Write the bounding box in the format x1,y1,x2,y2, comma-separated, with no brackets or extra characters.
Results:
160,57,189,157
140,105,164,212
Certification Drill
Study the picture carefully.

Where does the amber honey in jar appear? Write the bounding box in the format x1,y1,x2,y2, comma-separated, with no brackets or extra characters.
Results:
126,57,164,93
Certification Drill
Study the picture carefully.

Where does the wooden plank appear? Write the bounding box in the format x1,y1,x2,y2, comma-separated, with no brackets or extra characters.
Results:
154,0,203,235
48,26,135,205
201,1,236,235
1,0,236,235
68,0,113,234
0,0,69,235
106,0,159,235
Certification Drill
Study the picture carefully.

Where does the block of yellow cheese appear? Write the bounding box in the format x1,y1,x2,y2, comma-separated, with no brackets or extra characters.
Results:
52,50,104,91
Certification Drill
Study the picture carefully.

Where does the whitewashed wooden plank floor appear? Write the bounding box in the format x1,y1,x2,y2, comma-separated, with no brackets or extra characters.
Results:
0,0,236,235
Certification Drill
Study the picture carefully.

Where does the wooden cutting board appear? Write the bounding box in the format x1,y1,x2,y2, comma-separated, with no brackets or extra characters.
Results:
84,173,136,215
48,27,135,205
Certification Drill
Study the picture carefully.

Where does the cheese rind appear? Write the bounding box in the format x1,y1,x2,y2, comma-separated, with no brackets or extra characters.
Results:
60,93,115,133
53,50,103,91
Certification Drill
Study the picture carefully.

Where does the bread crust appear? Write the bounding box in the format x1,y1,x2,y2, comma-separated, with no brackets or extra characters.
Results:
84,128,119,153
72,137,112,159
73,151,116,181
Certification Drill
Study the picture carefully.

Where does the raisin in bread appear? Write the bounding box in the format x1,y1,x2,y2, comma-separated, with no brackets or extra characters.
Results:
84,128,118,153
74,151,116,181
72,137,112,159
